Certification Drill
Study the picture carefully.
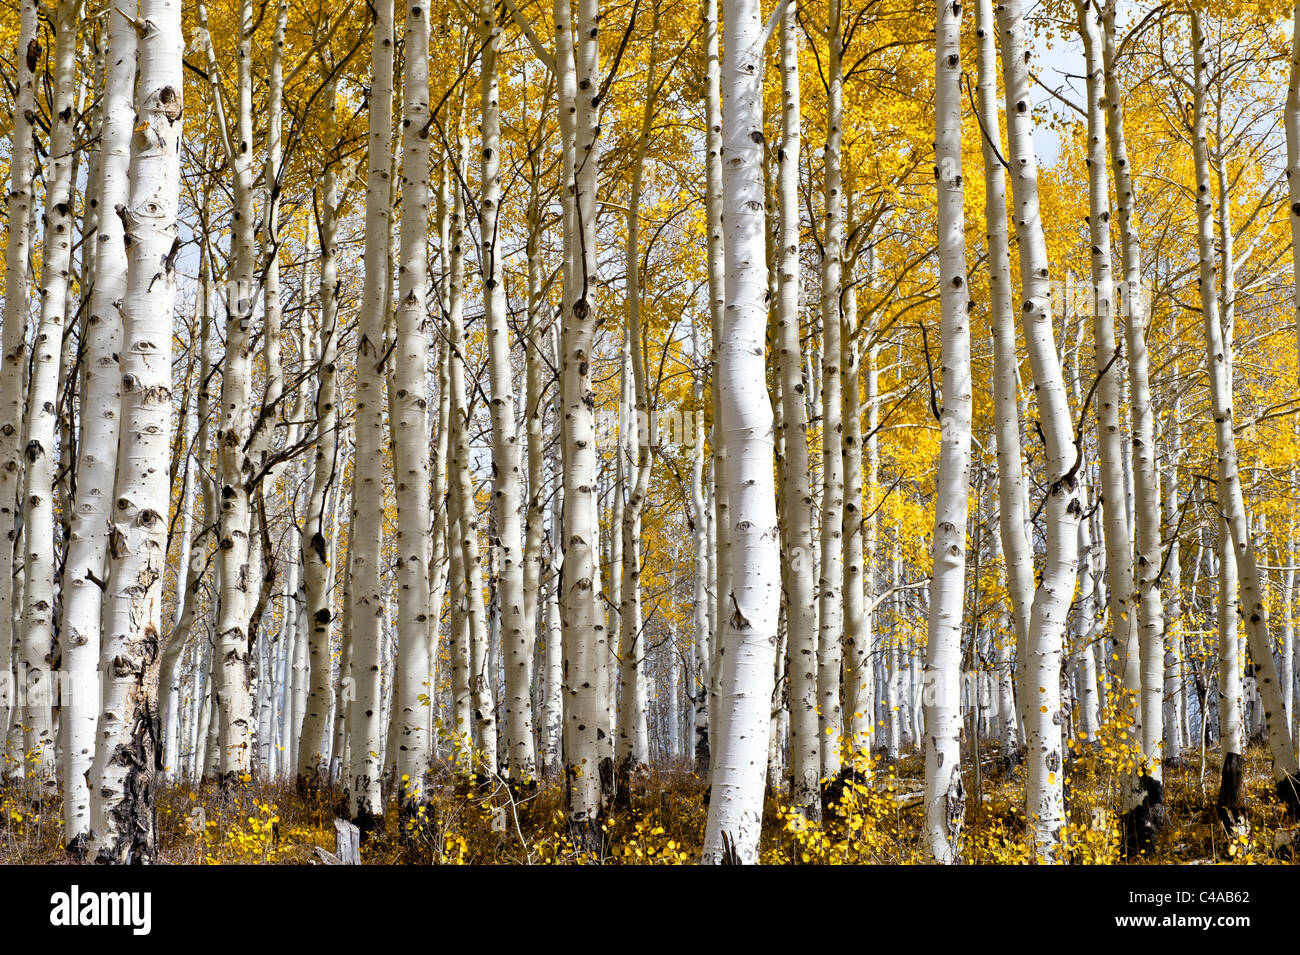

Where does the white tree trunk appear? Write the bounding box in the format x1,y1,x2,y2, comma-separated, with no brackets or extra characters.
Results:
1288,4,1300,379
1190,8,1300,813
701,0,782,865
975,0,1032,742
774,3,819,817
1098,0,1166,835
21,0,85,786
390,0,435,806
302,67,347,797
86,0,182,860
211,0,259,781
996,0,1082,861
0,0,40,775
817,0,846,784
479,0,535,781
61,0,133,847
689,327,712,775
922,0,971,864
337,0,393,825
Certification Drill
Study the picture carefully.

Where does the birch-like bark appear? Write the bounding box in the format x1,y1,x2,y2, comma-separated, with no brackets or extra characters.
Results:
996,0,1082,861
61,0,133,846
1079,3,1153,845
614,67,658,795
445,131,495,771
1162,397,1186,758
1078,0,1138,719
521,125,550,776
390,0,436,805
689,327,712,775
1099,0,1166,828
842,253,870,763
817,0,846,783
922,0,971,864
774,4,819,817
1190,8,1300,814
701,0,782,865
0,0,40,772
211,0,259,780
704,0,731,759
302,65,346,798
21,0,85,785
552,0,608,840
1288,4,1300,377
86,0,182,860
1073,483,1102,740
286,318,314,775
479,0,535,780
163,272,217,781
251,0,289,477
335,0,392,823
542,338,566,775
976,0,1031,741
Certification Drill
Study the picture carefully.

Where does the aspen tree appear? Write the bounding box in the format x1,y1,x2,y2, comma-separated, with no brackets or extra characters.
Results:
615,27,662,795
210,0,260,780
1189,7,1300,816
87,0,183,861
841,216,871,761
335,0,393,821
162,285,215,783
1288,4,1300,374
553,0,608,840
1099,0,1166,840
922,0,971,865
301,59,346,798
480,0,535,782
0,0,40,775
701,0,782,866
774,1,820,818
250,0,289,487
540,333,566,777
975,0,1031,743
689,325,712,775
817,0,847,784
444,129,495,771
1162,400,1186,759
21,0,86,785
1078,1,1153,848
1076,0,1137,715
703,0,731,763
391,0,436,805
62,0,134,845
996,0,1082,860
521,99,552,776
168,252,220,780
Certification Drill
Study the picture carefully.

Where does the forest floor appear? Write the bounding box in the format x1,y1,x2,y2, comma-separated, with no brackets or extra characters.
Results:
1,741,1295,864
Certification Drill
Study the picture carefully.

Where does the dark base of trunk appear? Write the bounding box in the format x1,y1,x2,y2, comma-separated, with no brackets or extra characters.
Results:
613,757,643,810
1276,773,1300,820
693,735,710,779
1120,773,1165,858
598,755,616,813
1215,751,1247,831
567,816,608,858
295,769,330,800
64,831,88,862
352,804,384,843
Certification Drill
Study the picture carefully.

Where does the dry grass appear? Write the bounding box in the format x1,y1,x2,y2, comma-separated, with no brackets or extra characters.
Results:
1,743,1295,864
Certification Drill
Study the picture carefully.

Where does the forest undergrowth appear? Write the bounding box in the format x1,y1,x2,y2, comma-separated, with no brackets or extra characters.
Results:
3,735,1295,865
